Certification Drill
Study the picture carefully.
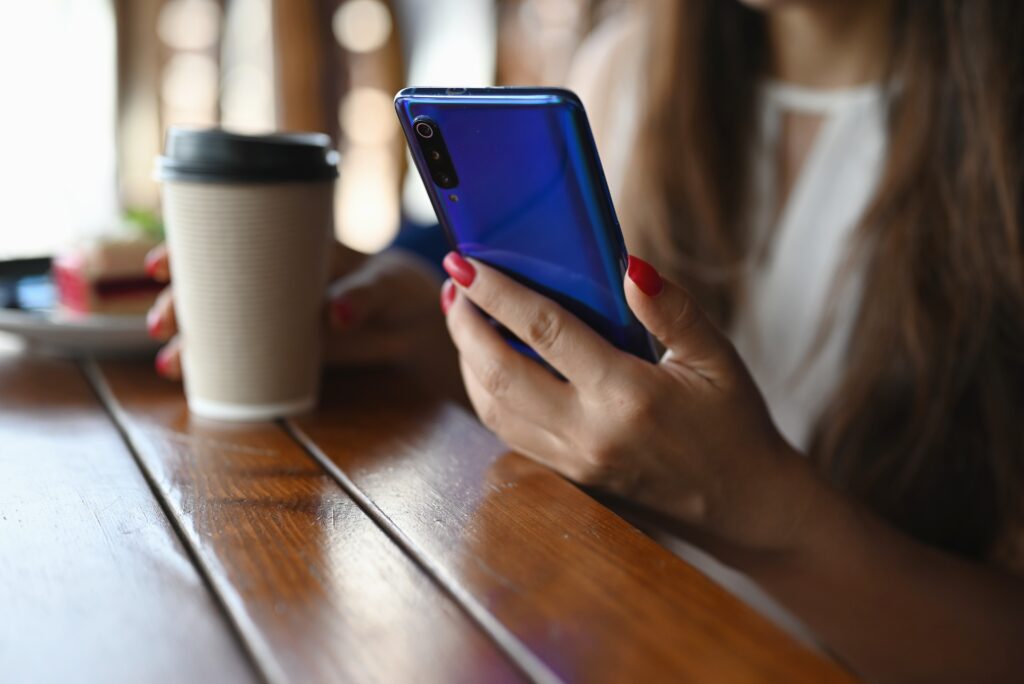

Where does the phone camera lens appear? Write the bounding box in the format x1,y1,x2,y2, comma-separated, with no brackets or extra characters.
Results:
438,172,451,185
415,121,434,139
429,150,441,161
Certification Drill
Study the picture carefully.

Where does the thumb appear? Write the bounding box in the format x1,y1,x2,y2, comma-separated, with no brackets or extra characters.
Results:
623,256,730,374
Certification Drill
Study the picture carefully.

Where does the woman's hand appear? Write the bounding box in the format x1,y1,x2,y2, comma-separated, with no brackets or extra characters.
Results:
322,248,464,399
145,241,463,399
441,252,817,552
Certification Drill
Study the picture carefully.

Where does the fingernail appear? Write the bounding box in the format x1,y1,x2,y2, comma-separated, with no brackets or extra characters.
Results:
440,279,456,314
144,252,167,281
154,347,173,377
442,251,476,288
146,308,164,340
331,297,354,328
627,255,663,297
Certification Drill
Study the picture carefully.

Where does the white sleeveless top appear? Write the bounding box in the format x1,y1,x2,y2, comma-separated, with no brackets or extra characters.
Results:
568,16,888,645
732,81,886,450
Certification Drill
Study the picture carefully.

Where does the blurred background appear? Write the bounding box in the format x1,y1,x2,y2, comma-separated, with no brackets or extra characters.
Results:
0,0,625,260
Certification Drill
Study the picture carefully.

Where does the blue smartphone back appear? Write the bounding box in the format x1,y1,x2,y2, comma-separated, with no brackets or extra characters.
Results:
395,87,657,362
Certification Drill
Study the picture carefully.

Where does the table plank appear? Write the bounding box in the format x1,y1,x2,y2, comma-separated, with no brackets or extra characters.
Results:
94,360,525,684
291,368,855,683
0,353,256,684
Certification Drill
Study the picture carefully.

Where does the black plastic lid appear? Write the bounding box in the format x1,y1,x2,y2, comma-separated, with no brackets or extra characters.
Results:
156,127,339,183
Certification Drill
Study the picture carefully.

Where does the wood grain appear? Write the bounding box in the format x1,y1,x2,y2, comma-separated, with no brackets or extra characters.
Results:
0,352,255,684
95,360,524,684
292,367,856,683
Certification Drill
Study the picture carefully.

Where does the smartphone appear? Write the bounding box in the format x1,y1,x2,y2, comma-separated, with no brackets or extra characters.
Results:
395,87,658,363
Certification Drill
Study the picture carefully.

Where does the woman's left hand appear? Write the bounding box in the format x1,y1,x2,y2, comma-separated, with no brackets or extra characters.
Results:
442,252,817,552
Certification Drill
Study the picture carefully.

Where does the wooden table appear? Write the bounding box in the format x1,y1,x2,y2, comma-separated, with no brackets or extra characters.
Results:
0,342,853,683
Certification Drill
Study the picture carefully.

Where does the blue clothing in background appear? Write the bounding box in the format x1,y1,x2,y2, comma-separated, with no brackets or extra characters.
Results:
390,218,449,275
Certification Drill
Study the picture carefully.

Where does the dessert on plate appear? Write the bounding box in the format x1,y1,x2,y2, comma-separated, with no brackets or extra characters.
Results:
52,223,163,316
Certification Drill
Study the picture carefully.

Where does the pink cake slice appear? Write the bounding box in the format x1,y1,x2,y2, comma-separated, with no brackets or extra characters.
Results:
53,234,164,316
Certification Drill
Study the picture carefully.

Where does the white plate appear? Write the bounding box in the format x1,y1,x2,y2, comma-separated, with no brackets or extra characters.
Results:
0,308,159,357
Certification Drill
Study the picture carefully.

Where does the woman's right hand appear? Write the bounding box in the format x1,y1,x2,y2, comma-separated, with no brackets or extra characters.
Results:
145,240,463,399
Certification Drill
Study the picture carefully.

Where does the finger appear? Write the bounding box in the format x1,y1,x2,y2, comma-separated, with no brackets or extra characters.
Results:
326,278,393,330
326,291,357,330
440,278,456,315
144,244,170,282
462,363,599,484
459,358,589,480
442,252,622,386
445,290,573,424
325,251,438,330
146,286,176,341
154,336,182,380
623,256,731,378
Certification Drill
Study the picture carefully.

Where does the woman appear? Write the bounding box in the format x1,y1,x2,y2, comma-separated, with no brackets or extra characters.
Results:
148,0,1024,679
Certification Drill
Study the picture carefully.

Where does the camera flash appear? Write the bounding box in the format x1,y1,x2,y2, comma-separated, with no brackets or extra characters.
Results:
448,194,459,202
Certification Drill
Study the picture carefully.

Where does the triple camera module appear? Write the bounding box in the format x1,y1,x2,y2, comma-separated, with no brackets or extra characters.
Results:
413,116,459,189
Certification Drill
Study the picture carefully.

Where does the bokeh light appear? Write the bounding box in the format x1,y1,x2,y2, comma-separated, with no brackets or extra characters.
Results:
219,0,276,133
161,53,219,112
339,87,397,146
157,0,222,52
336,148,401,253
221,66,274,133
332,0,393,54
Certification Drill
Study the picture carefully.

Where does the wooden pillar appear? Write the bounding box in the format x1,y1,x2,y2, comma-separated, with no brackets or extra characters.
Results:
114,0,165,210
271,0,342,138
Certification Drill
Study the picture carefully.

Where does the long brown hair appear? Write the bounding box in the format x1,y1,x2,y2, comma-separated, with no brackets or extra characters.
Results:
624,0,1024,559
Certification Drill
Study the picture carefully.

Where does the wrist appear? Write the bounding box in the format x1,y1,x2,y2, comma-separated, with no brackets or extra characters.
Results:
714,439,834,556
767,447,833,553
730,443,854,576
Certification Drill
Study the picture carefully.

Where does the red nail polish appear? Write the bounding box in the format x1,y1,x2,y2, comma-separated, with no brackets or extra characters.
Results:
146,308,163,339
440,280,456,314
154,348,172,376
331,298,354,327
627,255,663,297
144,252,165,280
442,252,476,288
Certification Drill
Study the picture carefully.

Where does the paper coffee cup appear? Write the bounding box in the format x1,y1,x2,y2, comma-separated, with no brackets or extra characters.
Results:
157,128,338,421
